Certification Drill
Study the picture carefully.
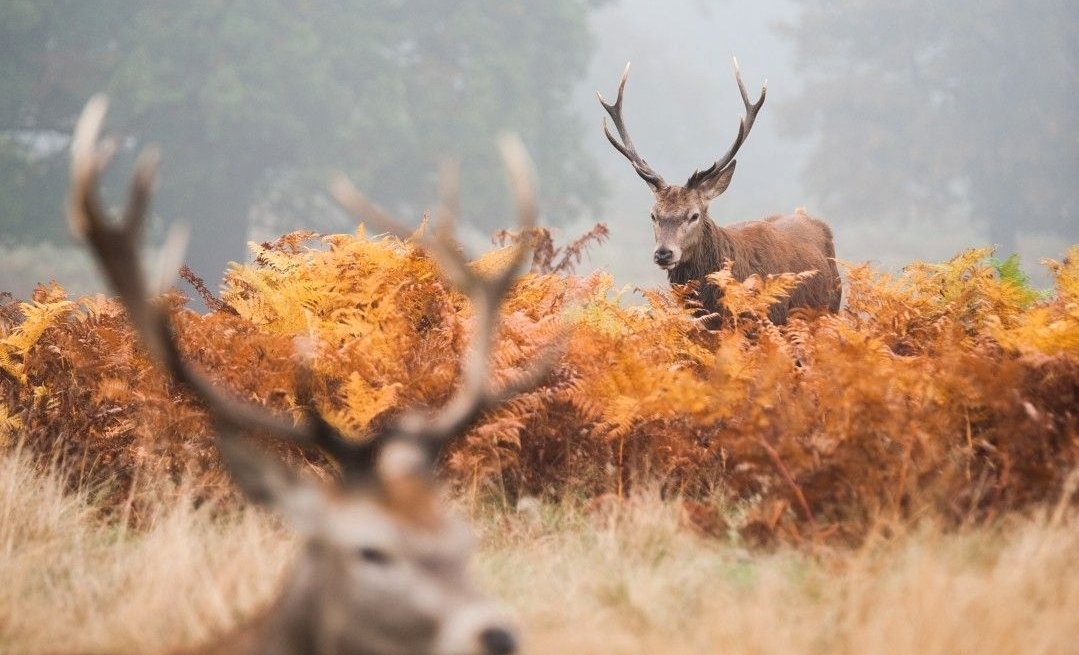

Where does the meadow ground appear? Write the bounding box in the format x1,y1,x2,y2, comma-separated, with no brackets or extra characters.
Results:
3,443,1077,655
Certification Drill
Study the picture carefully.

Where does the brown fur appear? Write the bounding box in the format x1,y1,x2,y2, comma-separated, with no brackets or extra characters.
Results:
647,180,840,325
666,208,841,324
174,492,485,655
599,62,841,325
70,95,526,655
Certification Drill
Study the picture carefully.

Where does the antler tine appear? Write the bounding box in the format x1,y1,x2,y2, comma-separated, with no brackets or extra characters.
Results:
330,173,467,297
688,57,767,187
425,158,478,296
598,62,666,190
332,135,536,298
329,170,473,296
433,135,536,299
396,133,548,460
329,174,415,241
68,96,354,455
435,158,460,230
487,134,538,290
69,96,156,343
334,134,550,467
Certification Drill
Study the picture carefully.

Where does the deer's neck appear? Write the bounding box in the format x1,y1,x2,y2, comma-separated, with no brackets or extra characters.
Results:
665,219,735,315
666,219,733,285
178,560,318,655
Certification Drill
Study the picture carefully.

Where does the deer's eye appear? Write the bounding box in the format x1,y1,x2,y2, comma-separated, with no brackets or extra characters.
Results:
650,213,657,223
688,213,700,224
357,546,393,565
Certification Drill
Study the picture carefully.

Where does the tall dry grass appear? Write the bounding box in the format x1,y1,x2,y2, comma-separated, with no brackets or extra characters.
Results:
0,443,293,654
3,445,1077,655
478,493,1079,655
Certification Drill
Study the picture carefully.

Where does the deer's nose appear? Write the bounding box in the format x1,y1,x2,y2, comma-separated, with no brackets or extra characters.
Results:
479,627,517,655
653,248,674,267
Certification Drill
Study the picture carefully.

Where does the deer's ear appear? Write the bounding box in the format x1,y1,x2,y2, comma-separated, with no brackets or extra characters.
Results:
216,432,324,534
694,161,736,201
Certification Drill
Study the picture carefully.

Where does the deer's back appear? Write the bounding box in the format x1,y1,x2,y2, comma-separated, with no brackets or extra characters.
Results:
726,212,831,267
725,210,841,316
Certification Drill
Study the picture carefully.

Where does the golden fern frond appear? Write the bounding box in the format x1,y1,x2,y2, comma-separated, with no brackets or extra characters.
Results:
705,264,818,323
0,295,75,384
990,245,1079,355
1046,246,1079,304
0,402,22,445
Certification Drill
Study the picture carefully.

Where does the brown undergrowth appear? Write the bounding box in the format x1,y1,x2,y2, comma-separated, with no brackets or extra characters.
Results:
2,229,1077,546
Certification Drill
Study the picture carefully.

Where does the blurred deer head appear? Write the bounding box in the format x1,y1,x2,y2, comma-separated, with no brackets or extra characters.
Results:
69,95,548,655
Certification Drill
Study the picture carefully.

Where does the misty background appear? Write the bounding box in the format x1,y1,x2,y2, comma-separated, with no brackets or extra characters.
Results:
2,0,1076,301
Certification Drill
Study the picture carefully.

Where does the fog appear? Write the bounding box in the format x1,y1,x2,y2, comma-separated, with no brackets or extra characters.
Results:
570,0,811,294
573,0,1075,292
1,0,1075,299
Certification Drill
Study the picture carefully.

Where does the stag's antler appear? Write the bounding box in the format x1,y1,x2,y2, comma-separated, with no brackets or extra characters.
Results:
598,62,667,191
331,139,554,467
69,95,547,483
685,58,767,189
69,96,323,445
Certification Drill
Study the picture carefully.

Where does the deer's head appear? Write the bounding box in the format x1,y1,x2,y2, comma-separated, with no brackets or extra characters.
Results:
218,434,519,655
598,61,766,270
68,96,544,655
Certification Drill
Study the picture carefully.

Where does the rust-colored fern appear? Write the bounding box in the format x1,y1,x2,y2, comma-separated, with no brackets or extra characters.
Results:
2,231,1077,545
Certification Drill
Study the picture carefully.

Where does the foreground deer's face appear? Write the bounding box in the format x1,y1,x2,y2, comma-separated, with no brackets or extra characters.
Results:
292,490,517,655
230,438,519,655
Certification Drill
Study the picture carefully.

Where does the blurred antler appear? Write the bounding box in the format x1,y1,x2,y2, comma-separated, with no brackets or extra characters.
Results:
68,95,379,473
71,93,553,482
331,134,554,465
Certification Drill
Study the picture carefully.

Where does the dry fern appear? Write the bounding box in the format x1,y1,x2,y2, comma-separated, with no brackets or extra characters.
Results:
2,229,1077,546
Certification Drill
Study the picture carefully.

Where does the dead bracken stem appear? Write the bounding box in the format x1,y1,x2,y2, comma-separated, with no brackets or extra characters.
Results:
757,436,818,535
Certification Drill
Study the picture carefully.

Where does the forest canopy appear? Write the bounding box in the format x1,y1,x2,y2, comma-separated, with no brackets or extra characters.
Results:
0,0,607,278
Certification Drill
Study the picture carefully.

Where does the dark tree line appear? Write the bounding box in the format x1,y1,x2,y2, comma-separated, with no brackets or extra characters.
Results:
0,0,609,281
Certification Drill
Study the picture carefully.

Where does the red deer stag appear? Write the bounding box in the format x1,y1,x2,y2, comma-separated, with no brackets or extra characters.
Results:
68,95,546,655
599,61,841,324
